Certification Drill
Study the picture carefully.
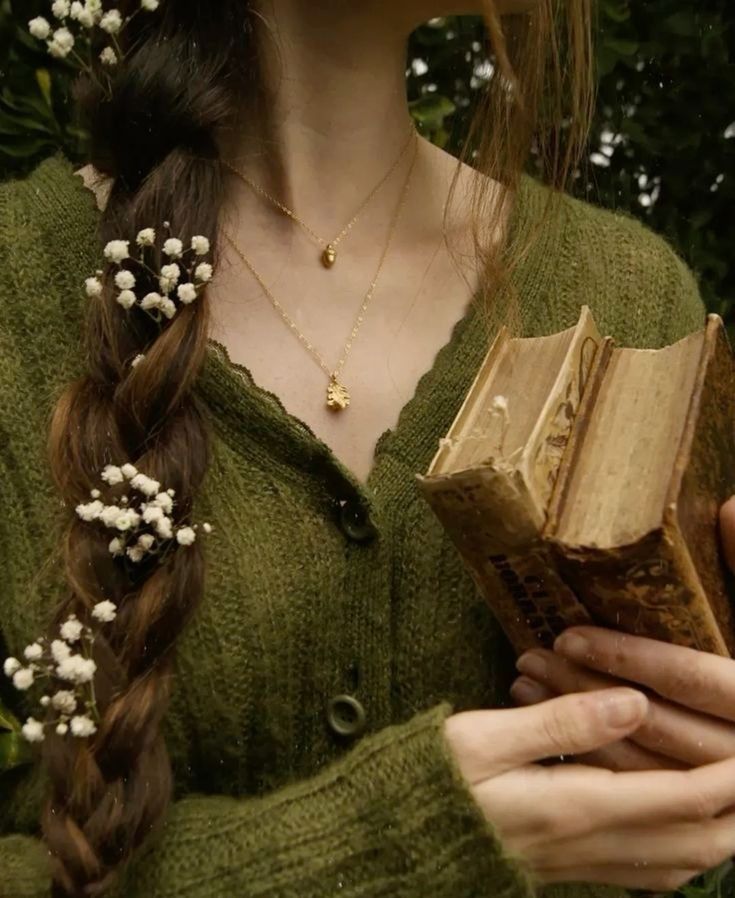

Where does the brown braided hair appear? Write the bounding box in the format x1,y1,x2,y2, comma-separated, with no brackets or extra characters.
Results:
40,1,593,895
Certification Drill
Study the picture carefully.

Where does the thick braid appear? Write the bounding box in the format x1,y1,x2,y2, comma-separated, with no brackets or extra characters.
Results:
42,3,255,895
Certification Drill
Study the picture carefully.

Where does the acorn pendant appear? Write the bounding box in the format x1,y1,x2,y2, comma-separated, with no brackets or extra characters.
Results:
326,377,350,411
322,244,337,268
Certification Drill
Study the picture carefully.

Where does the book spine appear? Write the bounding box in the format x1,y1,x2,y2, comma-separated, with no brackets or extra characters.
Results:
549,527,729,656
416,467,592,655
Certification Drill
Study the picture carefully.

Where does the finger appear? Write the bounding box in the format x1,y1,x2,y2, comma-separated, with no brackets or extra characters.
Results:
553,626,735,721
475,754,735,840
515,650,735,765
539,864,701,892
510,674,678,771
719,494,735,573
528,812,735,872
446,687,649,780
574,741,686,772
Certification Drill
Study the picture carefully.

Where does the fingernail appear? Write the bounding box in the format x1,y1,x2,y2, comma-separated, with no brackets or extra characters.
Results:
598,690,647,727
516,652,547,679
555,631,589,658
510,676,546,703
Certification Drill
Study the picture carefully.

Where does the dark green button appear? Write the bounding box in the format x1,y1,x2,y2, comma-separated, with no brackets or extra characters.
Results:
326,694,367,737
338,501,377,543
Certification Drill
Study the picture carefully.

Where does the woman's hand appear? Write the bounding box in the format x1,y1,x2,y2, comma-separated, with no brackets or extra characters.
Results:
444,689,735,891
508,495,735,772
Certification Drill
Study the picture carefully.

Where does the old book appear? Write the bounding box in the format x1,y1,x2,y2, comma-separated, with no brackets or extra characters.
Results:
416,307,735,658
544,313,735,657
415,306,601,654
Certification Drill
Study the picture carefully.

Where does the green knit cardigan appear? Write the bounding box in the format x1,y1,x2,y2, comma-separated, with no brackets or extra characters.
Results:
0,153,713,898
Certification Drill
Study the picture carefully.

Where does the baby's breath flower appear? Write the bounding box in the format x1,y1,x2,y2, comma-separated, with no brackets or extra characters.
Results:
131,353,145,368
202,522,213,534
142,505,163,525
127,545,146,563
108,536,124,557
51,690,76,715
28,16,51,39
191,235,210,255
51,0,70,18
85,276,103,297
57,655,96,685
90,489,101,499
48,27,74,58
60,616,83,644
156,516,173,540
163,238,183,259
153,492,173,514
21,718,45,743
103,240,130,263
70,715,97,737
114,270,136,291
159,263,180,293
136,533,154,549
99,9,122,33
140,292,162,311
176,527,196,546
115,509,140,531
159,297,177,319
121,464,138,479
23,643,43,662
50,640,71,664
101,465,124,486
136,228,156,247
13,668,35,691
99,505,123,528
56,721,69,736
3,657,20,677
195,262,213,283
76,5,94,27
40,695,51,707
141,0,160,10
131,473,160,497
75,499,103,522
92,601,117,623
117,290,137,310
177,283,197,304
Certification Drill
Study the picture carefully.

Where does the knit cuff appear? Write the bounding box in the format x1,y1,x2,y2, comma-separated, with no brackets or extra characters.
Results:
115,702,538,897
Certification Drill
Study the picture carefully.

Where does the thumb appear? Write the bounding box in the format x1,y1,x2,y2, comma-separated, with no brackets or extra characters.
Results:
447,687,648,784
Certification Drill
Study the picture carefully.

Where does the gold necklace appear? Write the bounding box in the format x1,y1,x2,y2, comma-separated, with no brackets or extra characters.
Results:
222,138,418,412
222,126,416,270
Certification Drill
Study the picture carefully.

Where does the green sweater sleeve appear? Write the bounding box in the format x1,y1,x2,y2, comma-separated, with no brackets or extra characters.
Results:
0,704,537,898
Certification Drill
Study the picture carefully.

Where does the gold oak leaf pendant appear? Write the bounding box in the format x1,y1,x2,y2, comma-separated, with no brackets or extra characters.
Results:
322,244,337,268
326,377,350,411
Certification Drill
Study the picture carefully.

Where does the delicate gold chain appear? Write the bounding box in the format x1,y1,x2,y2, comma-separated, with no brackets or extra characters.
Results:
222,137,418,411
221,126,417,269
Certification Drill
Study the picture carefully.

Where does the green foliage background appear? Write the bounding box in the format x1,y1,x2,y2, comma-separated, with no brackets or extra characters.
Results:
0,4,733,894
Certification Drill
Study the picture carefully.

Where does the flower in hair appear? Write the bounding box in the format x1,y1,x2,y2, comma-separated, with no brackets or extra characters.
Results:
75,463,213,566
28,0,163,93
88,225,214,325
3,601,119,743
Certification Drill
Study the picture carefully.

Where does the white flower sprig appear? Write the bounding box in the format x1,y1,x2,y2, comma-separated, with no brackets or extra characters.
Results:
84,224,213,329
3,600,119,744
28,1,161,86
75,463,213,565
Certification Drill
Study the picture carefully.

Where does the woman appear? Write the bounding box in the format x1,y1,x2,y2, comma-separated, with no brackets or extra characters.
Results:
1,0,735,896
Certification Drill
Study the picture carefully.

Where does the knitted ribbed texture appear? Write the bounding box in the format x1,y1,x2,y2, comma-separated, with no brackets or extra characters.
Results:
0,153,710,898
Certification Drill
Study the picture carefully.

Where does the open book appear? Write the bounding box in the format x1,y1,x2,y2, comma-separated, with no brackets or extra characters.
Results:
416,306,735,656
